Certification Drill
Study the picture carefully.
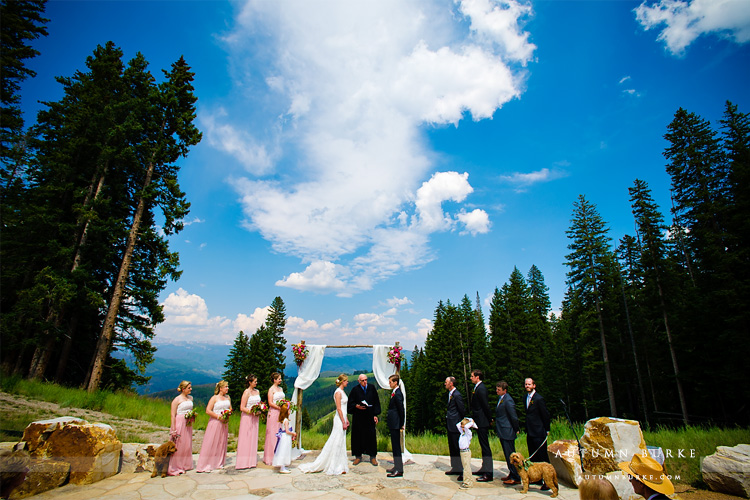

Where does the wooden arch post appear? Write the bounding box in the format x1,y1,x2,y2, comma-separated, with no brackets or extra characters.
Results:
294,342,401,451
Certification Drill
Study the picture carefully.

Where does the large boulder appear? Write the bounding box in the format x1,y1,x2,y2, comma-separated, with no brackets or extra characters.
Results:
120,443,159,473
580,417,647,475
22,416,122,484
9,458,70,499
548,439,583,487
702,444,750,498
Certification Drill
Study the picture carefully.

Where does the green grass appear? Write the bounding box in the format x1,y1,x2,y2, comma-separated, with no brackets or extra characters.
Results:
2,375,747,487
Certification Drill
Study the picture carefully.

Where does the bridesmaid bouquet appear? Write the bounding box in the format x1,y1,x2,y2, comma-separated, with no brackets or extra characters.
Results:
218,408,233,423
184,409,197,424
249,401,269,420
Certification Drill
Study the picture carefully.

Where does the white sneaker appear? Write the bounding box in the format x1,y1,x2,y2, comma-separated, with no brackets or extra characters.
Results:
280,469,291,474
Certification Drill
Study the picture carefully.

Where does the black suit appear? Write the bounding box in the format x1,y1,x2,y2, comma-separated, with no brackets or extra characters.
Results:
495,393,520,481
471,382,493,476
387,387,405,473
524,391,551,463
446,388,465,472
347,383,382,458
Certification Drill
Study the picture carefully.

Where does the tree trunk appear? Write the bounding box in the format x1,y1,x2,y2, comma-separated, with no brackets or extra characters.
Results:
619,272,649,426
592,266,617,417
655,275,689,425
87,160,155,392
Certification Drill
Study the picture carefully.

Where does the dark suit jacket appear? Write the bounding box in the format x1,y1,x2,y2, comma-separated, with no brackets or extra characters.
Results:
471,382,491,428
524,391,550,438
446,389,465,434
495,393,520,441
387,388,405,429
347,383,382,419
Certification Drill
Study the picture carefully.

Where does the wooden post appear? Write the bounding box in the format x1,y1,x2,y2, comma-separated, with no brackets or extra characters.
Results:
296,388,304,449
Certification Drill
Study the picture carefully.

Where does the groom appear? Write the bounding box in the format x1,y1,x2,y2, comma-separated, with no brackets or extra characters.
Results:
347,373,382,465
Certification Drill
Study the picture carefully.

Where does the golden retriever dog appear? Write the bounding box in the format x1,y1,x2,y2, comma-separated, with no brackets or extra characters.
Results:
509,452,559,498
151,441,177,478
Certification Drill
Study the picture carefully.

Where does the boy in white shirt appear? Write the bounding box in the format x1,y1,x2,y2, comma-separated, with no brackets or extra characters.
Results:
457,417,478,489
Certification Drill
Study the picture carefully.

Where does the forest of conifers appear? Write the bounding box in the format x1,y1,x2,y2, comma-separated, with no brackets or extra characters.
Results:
2,1,748,429
401,100,750,430
1,1,202,392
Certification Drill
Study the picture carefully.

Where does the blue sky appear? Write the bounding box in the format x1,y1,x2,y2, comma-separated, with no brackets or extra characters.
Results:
22,0,750,347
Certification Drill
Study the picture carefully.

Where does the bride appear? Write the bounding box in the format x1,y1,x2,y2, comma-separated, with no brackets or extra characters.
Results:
299,373,350,475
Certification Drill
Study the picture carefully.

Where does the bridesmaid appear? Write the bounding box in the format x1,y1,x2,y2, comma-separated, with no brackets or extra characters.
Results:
235,374,261,469
168,381,194,475
196,380,232,472
262,372,285,465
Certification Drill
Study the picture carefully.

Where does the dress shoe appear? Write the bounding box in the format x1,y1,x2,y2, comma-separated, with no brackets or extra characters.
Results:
500,475,511,481
471,471,484,476
387,471,403,477
386,467,395,473
540,483,550,491
352,457,361,465
445,470,461,475
476,475,493,482
457,475,463,482
503,479,520,485
370,458,378,466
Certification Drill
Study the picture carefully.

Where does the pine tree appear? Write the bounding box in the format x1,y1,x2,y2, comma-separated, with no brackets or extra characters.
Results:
629,179,688,424
223,331,252,404
565,195,618,417
87,53,200,391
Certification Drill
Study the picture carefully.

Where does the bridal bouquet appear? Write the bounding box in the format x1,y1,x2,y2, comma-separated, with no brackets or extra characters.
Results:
218,408,233,423
184,409,197,424
249,401,269,420
387,344,404,370
292,341,309,368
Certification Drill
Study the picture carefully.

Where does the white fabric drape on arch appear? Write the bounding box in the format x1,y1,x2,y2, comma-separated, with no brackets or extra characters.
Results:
291,344,326,456
372,345,412,462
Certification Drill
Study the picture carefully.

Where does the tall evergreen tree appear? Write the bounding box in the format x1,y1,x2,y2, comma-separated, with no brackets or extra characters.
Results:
629,179,688,424
223,331,252,404
0,0,48,184
87,54,201,391
565,195,618,417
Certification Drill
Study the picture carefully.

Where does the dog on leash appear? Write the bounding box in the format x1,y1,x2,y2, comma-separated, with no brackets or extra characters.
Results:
509,452,559,498
151,441,178,478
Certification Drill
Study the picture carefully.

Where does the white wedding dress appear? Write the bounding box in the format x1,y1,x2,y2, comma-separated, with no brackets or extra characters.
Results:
299,387,349,475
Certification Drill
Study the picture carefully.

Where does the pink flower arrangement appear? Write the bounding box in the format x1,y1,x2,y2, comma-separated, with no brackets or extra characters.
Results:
387,344,403,370
218,408,232,423
292,341,309,368
249,401,269,420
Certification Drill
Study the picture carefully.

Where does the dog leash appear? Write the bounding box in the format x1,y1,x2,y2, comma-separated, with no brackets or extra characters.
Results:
525,436,549,469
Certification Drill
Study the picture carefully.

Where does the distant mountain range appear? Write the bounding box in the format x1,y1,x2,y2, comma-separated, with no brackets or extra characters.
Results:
121,341,409,396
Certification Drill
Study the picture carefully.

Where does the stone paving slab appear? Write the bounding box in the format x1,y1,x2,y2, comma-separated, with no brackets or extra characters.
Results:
25,452,583,500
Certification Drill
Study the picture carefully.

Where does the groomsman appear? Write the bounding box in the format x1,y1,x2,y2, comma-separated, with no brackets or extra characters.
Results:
495,381,521,485
444,377,465,477
348,374,382,465
524,378,551,464
470,369,493,482
386,375,405,477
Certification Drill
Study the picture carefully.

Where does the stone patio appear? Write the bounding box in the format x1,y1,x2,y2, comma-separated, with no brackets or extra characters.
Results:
24,452,582,500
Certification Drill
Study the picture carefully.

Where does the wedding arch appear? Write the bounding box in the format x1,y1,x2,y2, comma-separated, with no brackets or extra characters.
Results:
289,342,411,461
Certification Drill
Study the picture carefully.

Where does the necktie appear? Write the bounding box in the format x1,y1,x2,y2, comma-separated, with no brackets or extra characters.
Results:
527,395,531,408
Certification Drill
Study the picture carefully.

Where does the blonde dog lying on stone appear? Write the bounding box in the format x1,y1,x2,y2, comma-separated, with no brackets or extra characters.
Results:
509,452,559,497
151,441,177,478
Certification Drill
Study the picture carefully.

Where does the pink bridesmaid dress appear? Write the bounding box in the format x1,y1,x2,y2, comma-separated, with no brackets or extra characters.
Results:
196,398,230,472
263,390,285,465
235,393,261,469
168,399,195,475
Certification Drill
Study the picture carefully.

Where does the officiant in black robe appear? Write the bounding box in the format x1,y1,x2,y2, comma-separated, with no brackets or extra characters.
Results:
347,373,382,464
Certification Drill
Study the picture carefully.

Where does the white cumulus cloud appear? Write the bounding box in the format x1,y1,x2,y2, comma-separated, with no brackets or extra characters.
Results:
635,0,750,56
213,1,535,294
